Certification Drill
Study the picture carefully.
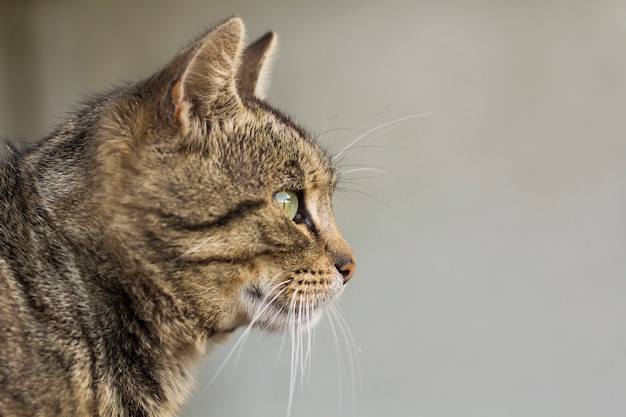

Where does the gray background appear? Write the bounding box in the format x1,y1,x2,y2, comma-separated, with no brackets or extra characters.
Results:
1,1,625,416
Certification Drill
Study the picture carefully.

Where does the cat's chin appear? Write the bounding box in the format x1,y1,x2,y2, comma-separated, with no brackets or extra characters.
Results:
253,305,325,333
240,287,340,333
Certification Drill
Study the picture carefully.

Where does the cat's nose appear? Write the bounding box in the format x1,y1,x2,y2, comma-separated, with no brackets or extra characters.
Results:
336,258,356,284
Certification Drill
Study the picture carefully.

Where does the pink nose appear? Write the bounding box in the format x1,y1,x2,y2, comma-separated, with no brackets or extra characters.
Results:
337,260,356,284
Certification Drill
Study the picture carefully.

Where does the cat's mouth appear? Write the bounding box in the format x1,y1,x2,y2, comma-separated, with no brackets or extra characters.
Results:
243,277,343,332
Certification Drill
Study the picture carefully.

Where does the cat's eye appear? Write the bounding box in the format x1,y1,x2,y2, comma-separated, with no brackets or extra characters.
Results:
275,191,299,220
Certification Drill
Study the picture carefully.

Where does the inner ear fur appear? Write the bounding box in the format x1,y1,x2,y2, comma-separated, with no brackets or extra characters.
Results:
155,18,279,132
169,18,247,128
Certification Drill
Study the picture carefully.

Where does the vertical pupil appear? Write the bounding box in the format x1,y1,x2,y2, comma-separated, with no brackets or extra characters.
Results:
276,191,298,220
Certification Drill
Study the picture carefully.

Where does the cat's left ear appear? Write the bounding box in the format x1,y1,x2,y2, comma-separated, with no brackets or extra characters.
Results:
168,18,246,128
237,32,278,99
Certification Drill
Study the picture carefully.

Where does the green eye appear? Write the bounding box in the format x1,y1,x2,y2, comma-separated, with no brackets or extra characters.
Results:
275,191,299,220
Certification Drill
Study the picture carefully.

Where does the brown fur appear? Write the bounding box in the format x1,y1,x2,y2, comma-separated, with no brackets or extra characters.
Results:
0,18,354,417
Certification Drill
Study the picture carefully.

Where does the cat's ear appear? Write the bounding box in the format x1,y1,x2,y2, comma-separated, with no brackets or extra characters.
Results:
237,32,278,99
169,18,246,127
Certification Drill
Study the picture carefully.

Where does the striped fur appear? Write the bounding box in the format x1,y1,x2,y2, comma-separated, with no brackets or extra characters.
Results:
0,18,354,417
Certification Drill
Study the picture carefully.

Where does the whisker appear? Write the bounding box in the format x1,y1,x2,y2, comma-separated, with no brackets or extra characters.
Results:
335,304,361,387
336,162,399,198
304,290,314,381
204,279,290,388
318,113,343,137
374,93,402,116
337,143,405,152
313,127,363,143
341,167,391,176
327,304,360,417
325,305,346,414
273,325,289,370
320,95,403,137
336,156,403,172
334,187,403,220
335,124,401,164
331,112,436,162
287,288,299,417
330,303,361,416
298,290,306,394
336,175,390,185
256,325,283,351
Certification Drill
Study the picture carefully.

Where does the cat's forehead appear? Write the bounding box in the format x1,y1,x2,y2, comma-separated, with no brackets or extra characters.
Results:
251,105,337,189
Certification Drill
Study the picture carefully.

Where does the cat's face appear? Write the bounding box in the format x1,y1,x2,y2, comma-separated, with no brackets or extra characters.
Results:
92,19,354,335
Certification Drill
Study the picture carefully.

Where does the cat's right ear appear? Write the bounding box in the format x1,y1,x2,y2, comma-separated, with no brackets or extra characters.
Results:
161,18,246,131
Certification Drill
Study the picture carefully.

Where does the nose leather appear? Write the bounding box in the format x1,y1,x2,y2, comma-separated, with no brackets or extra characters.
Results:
336,258,356,284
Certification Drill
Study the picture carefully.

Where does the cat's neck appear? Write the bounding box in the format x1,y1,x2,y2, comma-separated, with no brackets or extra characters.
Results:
2,128,221,416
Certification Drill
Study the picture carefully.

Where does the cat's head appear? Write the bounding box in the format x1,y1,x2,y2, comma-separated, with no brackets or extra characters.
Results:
91,18,355,335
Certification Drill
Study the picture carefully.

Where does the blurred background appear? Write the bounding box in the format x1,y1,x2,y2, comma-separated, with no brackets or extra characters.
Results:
2,1,625,416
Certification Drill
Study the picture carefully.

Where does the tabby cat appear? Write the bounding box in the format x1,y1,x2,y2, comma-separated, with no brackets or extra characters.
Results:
0,18,355,417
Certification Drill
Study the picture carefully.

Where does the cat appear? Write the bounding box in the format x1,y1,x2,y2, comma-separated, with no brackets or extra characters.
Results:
0,17,355,417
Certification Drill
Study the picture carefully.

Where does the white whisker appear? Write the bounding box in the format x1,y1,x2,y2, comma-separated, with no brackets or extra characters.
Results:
304,290,314,381
331,112,436,162
298,290,305,395
335,187,402,219
329,303,361,416
337,124,400,162
325,305,346,414
341,167,390,176
273,326,289,370
286,288,299,417
321,95,403,135
319,113,342,136
313,127,362,142
204,279,290,388
337,175,389,184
